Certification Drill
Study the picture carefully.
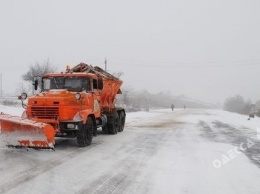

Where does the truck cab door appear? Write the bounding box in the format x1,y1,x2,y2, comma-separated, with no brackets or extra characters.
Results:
92,79,101,116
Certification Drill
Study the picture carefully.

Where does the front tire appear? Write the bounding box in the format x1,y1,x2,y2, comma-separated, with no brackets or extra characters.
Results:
118,111,126,132
77,118,94,147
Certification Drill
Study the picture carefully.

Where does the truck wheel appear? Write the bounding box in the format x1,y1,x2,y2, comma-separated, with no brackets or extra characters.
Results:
77,118,93,147
118,112,125,132
102,124,108,134
108,114,119,135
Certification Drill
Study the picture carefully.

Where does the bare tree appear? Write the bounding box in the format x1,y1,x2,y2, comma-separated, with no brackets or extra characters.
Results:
16,82,31,95
112,71,124,79
22,59,57,82
224,95,251,115
116,85,132,107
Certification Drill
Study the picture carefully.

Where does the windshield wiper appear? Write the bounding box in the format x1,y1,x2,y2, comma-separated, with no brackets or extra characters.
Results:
53,77,59,89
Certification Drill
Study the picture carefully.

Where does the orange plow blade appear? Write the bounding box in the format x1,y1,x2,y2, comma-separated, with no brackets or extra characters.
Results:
0,113,55,150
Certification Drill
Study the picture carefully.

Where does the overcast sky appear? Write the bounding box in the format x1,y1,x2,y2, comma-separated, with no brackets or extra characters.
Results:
0,0,260,104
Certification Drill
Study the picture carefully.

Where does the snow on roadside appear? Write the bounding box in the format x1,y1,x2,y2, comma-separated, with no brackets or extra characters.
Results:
0,104,24,117
180,109,260,141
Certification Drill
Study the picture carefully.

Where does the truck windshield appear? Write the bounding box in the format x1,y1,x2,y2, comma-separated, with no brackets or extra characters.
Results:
43,77,64,90
43,77,89,92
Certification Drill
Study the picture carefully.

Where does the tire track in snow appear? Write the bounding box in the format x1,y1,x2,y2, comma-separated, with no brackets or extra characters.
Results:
76,129,174,194
199,120,260,169
0,142,101,194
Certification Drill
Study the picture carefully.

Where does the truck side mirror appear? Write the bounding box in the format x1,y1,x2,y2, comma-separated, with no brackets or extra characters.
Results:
34,79,38,90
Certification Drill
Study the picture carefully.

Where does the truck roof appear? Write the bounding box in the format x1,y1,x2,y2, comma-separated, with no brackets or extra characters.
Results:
43,72,98,79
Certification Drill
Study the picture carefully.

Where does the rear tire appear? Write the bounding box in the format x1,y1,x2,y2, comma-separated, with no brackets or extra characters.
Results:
118,111,126,132
77,118,93,147
102,124,108,134
108,114,119,135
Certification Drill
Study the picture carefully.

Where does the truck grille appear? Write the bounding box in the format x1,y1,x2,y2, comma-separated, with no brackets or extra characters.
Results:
31,107,59,119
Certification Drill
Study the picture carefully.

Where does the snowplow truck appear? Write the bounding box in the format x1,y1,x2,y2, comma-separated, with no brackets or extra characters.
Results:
0,63,126,149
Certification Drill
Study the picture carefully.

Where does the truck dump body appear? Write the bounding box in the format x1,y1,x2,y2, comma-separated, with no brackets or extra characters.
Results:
100,76,122,110
70,63,123,111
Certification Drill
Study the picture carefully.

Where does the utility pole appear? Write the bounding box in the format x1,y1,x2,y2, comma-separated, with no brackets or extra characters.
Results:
0,74,2,98
104,57,107,71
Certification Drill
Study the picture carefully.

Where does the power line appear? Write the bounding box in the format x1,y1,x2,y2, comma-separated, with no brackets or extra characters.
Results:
81,56,260,68
110,61,260,68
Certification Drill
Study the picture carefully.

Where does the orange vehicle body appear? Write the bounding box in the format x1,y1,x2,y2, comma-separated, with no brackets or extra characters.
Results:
0,63,126,149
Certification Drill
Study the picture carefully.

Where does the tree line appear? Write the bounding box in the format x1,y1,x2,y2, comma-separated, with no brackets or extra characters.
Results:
223,95,259,116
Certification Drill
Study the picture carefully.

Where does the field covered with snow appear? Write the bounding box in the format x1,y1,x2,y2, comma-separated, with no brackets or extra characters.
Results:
0,105,260,194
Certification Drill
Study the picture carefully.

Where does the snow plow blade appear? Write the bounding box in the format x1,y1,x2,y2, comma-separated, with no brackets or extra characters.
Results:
0,113,55,150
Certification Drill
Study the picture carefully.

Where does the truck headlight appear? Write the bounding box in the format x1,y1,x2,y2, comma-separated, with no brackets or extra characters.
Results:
67,124,75,129
75,93,81,100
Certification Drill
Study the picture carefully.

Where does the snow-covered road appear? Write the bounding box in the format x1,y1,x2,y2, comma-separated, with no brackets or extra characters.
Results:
1,107,260,194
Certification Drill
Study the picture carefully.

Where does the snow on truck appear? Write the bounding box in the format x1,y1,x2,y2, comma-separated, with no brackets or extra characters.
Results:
0,63,126,150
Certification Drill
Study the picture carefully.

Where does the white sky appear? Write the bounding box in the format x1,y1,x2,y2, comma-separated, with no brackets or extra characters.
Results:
0,0,260,104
